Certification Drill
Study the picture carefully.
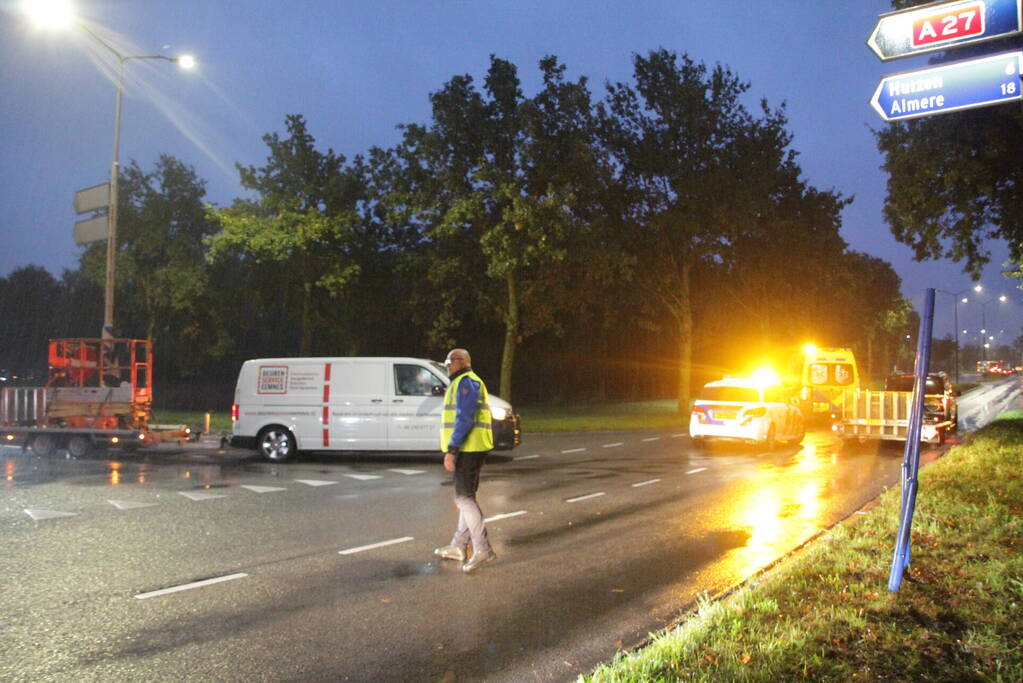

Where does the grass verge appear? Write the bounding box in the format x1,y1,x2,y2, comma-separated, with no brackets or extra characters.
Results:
583,418,1023,682
517,399,685,432
156,400,688,435
152,410,232,432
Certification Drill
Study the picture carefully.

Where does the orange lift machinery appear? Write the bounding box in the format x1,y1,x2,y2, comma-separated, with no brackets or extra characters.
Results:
1,338,190,457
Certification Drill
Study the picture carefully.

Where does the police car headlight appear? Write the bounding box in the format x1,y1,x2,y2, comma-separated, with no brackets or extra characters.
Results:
491,406,508,420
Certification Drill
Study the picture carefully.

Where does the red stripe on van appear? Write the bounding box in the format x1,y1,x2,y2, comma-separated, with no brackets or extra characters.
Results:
323,384,330,403
324,363,331,382
322,406,329,424
322,428,329,447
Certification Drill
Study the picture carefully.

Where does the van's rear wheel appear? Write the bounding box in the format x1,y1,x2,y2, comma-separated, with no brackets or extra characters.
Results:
258,427,296,462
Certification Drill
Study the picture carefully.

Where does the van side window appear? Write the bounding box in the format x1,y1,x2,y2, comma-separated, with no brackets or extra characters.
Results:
395,365,443,396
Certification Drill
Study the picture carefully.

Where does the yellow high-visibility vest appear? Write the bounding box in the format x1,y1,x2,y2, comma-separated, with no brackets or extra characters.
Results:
440,370,494,452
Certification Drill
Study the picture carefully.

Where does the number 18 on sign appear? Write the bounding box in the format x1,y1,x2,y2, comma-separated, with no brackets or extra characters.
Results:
871,50,1022,122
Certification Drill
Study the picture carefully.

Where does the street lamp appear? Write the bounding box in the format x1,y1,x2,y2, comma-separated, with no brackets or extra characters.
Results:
24,1,195,339
937,284,982,383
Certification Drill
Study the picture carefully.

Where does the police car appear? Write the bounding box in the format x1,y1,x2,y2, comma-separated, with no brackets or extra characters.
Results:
690,372,804,449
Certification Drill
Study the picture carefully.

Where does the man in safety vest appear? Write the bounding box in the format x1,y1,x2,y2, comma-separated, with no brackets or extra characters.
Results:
434,348,496,573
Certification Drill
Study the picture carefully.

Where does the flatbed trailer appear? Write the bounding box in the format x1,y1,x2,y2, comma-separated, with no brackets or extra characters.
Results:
0,338,190,457
830,389,953,445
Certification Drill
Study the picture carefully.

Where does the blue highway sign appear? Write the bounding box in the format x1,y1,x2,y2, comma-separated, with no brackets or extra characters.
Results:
868,0,1022,61
871,50,1022,121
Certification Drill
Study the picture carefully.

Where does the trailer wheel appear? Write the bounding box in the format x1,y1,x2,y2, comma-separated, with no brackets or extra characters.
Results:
67,435,93,459
31,434,57,456
257,427,296,463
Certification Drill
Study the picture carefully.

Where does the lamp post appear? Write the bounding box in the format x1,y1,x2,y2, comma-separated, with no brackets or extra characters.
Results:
24,2,194,339
965,293,1007,366
937,284,982,384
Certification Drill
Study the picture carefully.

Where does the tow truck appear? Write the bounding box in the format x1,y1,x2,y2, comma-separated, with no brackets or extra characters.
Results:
1,338,190,457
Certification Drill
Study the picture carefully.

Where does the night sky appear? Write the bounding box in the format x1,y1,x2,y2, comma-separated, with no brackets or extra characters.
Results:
1,0,1019,343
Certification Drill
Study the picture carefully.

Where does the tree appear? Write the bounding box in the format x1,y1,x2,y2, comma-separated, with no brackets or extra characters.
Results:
598,49,799,413
207,114,364,356
395,56,605,400
0,266,63,372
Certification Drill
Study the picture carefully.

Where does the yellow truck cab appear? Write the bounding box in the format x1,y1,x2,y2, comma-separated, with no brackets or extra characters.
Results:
795,346,860,415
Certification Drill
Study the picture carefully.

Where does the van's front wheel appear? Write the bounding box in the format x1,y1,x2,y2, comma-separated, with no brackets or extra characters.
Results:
258,427,296,462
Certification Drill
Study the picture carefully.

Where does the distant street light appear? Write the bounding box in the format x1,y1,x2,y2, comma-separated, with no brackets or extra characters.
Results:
937,284,983,383
24,0,195,339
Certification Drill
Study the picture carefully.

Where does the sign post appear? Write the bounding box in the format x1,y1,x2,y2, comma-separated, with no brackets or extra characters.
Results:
72,182,109,245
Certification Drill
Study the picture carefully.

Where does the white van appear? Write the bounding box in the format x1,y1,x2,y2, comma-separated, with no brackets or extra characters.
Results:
229,357,521,462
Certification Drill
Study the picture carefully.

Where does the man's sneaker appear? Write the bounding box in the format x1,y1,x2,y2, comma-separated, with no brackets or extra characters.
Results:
434,545,465,562
462,549,497,573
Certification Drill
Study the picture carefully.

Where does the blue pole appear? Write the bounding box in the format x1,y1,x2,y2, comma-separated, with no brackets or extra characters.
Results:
888,288,935,592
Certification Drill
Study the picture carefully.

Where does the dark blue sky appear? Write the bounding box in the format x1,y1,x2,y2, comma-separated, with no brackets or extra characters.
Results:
1,1,1019,343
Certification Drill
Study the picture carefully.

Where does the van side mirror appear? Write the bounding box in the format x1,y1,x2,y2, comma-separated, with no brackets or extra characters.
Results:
432,385,446,397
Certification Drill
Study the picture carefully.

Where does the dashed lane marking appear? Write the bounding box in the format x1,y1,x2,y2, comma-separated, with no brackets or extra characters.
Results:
135,573,248,600
24,509,76,521
514,454,540,460
566,492,605,503
343,474,382,481
178,491,227,502
338,536,415,555
294,479,339,487
685,467,707,475
603,442,624,448
484,510,528,523
388,469,425,475
108,500,159,510
241,485,287,493
641,437,661,442
631,478,661,487
561,448,586,454
671,433,687,438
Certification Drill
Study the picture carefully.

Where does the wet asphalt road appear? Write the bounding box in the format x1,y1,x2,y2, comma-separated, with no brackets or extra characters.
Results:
1,427,945,682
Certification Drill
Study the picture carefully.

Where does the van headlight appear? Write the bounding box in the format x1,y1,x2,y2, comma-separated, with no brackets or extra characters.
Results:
491,405,508,420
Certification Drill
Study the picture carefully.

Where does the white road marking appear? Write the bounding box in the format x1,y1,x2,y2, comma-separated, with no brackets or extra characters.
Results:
179,491,227,502
388,469,424,475
566,492,605,503
514,454,540,460
24,509,76,521
642,437,661,442
484,510,528,523
602,442,624,448
671,433,687,438
295,479,338,487
134,573,248,600
241,485,287,493
343,474,382,481
108,500,158,510
631,478,661,487
338,536,415,555
685,467,707,475
561,448,586,454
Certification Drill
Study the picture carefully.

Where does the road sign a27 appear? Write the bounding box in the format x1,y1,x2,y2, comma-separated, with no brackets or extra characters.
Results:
868,0,1022,61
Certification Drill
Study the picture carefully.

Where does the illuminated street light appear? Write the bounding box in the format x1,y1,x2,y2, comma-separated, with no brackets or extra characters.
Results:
937,285,983,383
22,0,73,28
24,1,195,339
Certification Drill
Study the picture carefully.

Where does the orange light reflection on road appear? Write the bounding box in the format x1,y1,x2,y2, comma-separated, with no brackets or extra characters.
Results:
108,461,122,486
4,458,14,485
726,433,834,574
